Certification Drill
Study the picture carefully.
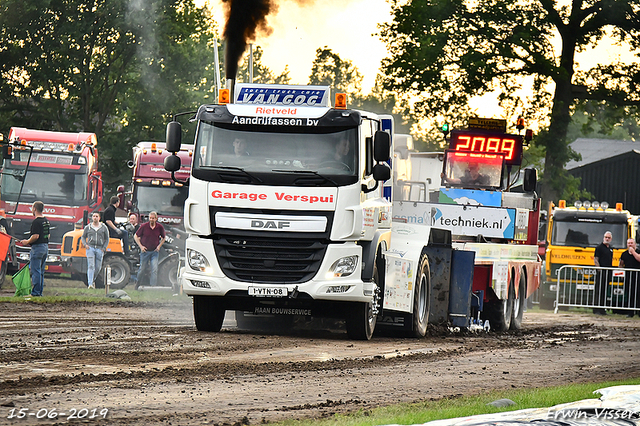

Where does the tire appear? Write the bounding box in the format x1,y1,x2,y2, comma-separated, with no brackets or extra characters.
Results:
485,274,514,332
412,254,430,337
96,256,131,289
158,256,179,289
346,254,381,340
510,271,526,330
0,260,7,289
194,295,225,332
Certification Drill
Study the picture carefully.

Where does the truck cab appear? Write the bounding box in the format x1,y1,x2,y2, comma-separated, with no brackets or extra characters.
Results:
164,83,392,339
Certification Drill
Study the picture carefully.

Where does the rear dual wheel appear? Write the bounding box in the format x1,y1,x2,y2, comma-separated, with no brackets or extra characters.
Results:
411,255,430,337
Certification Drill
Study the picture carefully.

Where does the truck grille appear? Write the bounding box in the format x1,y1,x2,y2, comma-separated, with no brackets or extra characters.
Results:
214,236,327,283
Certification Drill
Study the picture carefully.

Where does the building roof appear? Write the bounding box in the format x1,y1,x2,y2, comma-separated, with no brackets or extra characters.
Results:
566,138,640,170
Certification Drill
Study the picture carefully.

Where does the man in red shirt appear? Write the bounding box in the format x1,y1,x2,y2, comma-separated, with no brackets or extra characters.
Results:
134,211,165,287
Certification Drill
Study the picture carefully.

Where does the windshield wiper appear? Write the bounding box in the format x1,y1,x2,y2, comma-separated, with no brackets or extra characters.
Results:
272,169,338,186
207,165,263,183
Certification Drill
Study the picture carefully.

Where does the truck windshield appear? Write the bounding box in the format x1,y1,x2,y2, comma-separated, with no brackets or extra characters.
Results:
0,169,87,203
134,185,188,216
194,122,357,176
551,221,627,249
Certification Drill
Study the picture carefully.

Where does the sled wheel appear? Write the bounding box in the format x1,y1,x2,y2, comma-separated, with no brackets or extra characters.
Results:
510,271,526,330
485,274,514,332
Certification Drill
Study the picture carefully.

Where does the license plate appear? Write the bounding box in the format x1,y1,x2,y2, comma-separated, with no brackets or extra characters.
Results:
248,286,287,297
575,284,594,291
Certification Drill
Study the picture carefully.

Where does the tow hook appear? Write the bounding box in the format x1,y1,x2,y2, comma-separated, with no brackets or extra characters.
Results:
289,286,299,299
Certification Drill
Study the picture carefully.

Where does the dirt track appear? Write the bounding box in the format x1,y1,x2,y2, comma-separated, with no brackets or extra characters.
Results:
1,286,640,425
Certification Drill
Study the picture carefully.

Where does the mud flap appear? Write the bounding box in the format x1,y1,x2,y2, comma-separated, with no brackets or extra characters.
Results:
423,246,452,325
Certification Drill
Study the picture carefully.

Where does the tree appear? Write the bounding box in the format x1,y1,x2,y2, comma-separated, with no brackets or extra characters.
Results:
0,0,218,192
309,47,365,100
308,48,417,137
380,0,640,203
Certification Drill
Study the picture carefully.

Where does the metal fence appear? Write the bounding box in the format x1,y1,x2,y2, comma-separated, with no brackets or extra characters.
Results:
553,265,640,314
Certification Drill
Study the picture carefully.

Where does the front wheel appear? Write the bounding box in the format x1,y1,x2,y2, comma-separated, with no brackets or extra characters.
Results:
194,296,225,332
346,301,376,340
96,256,131,289
346,254,381,340
412,255,431,337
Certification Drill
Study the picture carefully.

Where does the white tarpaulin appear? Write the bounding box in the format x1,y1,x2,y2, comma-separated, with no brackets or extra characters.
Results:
382,385,640,426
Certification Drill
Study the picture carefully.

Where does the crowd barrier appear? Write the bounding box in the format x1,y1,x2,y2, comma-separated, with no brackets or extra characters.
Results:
552,265,640,314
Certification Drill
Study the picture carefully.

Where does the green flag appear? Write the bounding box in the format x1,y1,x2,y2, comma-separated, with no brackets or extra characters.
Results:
12,263,31,297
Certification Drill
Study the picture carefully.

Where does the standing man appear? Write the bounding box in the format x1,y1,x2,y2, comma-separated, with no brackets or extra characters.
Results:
81,212,110,289
103,196,129,255
20,201,50,297
134,211,165,287
618,238,640,317
593,231,614,315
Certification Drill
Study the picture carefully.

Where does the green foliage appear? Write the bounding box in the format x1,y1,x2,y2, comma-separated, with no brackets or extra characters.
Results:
380,0,640,203
568,102,640,142
270,378,640,426
0,0,217,194
307,48,416,137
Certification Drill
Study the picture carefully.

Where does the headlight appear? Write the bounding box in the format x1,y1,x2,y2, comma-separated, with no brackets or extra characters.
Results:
326,255,358,278
47,255,61,263
187,249,210,272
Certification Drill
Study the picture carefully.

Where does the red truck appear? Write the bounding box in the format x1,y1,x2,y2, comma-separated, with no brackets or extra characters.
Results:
123,141,192,227
0,128,103,275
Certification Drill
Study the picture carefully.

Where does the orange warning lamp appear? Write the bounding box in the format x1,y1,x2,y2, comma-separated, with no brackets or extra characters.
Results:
219,89,230,104
616,203,623,212
335,93,347,109
558,200,566,208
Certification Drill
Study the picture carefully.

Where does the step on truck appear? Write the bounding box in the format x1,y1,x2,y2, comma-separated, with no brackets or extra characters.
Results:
163,83,541,339
0,128,103,276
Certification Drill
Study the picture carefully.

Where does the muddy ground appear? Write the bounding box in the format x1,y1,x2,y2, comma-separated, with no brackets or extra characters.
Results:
1,280,640,425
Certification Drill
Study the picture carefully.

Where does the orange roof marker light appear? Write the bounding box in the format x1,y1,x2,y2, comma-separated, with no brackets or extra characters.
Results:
219,89,230,105
151,143,157,152
559,200,566,208
335,93,347,110
616,203,623,212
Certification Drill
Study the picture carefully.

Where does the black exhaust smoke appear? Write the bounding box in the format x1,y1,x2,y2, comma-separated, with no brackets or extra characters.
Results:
222,0,275,80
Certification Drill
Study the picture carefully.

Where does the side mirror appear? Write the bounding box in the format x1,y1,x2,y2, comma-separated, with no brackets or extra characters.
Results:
164,154,181,172
117,185,125,194
166,121,182,153
373,131,390,162
523,168,537,192
372,163,391,181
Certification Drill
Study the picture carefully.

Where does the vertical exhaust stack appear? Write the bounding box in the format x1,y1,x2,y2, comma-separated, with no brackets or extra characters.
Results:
225,78,236,104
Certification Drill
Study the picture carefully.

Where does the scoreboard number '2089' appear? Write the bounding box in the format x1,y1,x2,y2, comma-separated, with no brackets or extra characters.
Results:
449,129,523,166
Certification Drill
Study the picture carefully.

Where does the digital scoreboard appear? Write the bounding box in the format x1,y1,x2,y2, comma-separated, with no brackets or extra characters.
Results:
449,129,523,166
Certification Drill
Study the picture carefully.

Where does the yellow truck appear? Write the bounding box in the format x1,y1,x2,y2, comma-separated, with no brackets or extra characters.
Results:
540,200,638,309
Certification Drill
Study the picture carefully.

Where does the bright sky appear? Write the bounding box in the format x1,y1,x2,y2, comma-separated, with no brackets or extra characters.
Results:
206,0,392,92
204,0,638,120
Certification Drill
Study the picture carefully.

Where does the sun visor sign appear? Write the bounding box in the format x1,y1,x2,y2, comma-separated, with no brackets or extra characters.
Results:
234,83,330,107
